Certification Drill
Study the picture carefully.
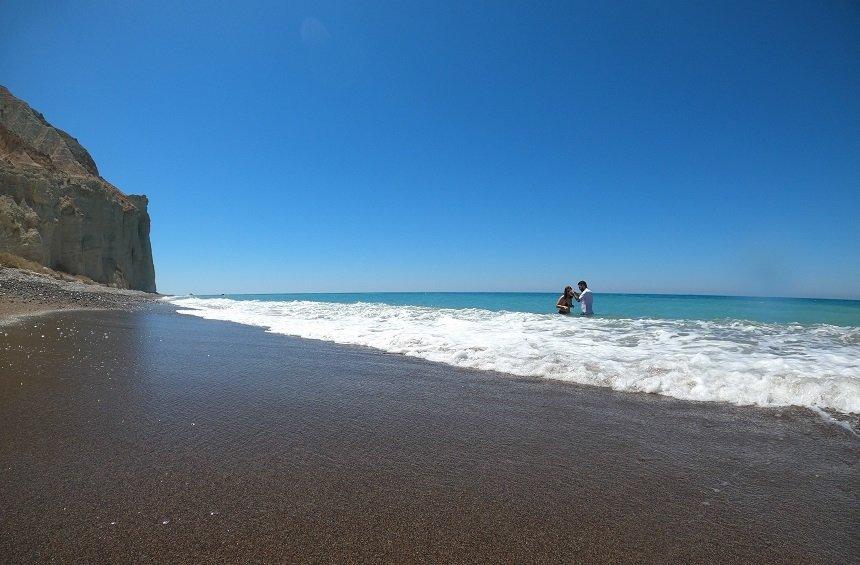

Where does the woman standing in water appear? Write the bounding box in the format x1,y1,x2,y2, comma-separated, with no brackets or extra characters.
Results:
557,286,575,314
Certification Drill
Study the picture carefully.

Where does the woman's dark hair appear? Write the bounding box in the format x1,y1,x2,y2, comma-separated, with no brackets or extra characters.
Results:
564,285,574,297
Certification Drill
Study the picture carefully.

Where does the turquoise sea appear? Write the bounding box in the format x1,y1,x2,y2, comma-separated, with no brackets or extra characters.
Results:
201,292,860,327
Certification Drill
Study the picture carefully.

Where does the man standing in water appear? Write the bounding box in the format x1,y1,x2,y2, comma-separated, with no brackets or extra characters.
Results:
574,280,594,316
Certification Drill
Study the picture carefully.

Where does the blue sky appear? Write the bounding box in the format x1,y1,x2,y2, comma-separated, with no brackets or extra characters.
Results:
2,1,858,297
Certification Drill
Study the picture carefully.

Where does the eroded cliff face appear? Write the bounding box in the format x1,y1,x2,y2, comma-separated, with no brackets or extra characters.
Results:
0,86,155,292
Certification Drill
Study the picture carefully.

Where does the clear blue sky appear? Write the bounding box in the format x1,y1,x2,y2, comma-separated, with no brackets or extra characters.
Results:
2,1,858,297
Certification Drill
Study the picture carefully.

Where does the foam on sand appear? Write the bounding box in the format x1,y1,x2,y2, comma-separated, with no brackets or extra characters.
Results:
169,297,860,415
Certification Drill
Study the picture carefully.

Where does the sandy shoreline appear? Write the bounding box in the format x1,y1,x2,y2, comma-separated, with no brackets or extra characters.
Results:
0,308,856,563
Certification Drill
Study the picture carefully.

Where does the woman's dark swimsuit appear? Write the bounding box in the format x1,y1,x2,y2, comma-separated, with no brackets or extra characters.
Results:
557,298,572,314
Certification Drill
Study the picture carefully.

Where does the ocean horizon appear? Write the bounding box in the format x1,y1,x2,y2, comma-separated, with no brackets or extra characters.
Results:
186,291,860,326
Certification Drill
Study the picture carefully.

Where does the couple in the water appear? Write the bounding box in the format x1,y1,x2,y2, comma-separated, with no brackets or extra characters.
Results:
557,281,594,316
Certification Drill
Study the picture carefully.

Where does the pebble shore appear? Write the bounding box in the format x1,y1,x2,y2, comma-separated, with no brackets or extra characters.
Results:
0,266,158,322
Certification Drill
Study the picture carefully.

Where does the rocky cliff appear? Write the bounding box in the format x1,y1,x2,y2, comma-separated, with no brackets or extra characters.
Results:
0,86,155,292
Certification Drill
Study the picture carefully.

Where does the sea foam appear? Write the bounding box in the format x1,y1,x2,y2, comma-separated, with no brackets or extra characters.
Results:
169,297,860,414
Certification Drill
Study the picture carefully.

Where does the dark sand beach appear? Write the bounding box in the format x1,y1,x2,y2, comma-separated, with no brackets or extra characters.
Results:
1,309,857,563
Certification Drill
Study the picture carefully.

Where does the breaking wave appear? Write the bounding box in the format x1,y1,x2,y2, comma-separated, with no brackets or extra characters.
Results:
169,297,860,414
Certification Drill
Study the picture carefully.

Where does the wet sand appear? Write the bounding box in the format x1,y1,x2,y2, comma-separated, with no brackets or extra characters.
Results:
0,310,857,563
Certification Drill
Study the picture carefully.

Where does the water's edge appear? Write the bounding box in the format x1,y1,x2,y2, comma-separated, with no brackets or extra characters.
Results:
168,296,860,421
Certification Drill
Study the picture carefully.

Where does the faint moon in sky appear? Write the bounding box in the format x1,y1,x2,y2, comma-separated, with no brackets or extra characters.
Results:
301,17,330,45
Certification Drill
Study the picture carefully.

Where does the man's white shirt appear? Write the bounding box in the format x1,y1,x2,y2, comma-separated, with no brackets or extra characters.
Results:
578,288,593,315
